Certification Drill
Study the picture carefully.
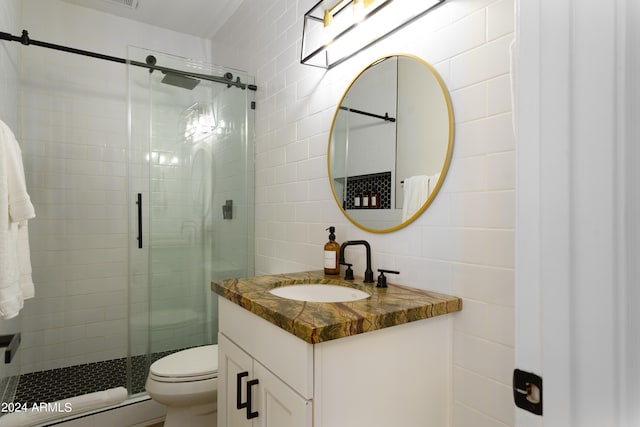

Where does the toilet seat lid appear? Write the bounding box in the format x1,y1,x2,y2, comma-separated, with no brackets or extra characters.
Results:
150,345,218,380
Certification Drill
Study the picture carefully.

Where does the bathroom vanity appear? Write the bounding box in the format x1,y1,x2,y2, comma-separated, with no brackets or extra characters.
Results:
212,271,462,427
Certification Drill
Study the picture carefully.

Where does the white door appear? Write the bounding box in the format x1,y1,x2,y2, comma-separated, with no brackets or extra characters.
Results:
254,361,312,427
514,1,639,426
218,333,254,427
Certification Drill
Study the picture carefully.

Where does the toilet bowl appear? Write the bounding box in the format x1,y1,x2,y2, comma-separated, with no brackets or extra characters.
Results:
145,345,218,427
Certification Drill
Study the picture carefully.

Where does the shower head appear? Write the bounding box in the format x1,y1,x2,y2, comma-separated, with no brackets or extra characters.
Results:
161,72,200,90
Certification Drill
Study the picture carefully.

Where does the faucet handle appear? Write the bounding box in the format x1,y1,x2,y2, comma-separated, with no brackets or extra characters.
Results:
340,262,354,280
376,269,399,288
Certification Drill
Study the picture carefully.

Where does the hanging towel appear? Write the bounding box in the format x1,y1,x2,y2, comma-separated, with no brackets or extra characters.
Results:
401,175,429,222
0,119,35,319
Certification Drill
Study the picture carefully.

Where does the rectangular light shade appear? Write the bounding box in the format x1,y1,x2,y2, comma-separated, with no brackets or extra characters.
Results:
301,0,445,69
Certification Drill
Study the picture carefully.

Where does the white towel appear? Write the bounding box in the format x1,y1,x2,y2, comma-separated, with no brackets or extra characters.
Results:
17,223,34,299
402,175,429,222
0,120,35,319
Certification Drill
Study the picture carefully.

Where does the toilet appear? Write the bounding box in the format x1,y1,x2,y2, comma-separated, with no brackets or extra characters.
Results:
145,345,218,427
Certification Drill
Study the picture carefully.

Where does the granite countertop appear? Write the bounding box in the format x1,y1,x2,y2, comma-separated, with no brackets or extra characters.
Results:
212,270,462,344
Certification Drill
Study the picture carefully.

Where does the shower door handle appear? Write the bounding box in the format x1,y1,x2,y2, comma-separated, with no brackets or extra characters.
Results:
136,193,142,249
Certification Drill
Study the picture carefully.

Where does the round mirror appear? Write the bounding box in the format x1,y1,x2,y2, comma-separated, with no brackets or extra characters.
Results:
328,54,454,233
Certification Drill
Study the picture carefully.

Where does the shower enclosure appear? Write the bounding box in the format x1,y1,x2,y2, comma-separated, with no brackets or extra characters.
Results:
127,46,255,394
3,46,253,413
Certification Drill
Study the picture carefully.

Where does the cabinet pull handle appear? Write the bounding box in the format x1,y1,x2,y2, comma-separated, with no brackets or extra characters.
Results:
246,379,259,419
236,371,249,410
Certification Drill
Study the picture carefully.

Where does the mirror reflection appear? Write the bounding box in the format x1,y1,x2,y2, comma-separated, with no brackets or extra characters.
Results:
328,54,454,232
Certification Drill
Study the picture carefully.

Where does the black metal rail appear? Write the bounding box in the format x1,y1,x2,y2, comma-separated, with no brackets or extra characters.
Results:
0,29,257,91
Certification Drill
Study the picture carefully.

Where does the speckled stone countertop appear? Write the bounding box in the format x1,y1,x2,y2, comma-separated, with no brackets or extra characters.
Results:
211,270,462,344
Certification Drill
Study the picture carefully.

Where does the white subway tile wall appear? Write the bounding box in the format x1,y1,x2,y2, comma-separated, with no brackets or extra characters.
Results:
0,0,20,131
212,0,515,425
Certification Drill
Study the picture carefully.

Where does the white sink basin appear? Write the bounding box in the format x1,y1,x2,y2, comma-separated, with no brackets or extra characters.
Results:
269,284,370,303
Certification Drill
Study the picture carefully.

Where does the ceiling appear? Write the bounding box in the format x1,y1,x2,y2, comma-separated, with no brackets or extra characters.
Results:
61,0,244,39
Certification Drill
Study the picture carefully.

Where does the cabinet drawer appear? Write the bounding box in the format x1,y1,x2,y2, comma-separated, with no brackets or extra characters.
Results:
219,298,314,399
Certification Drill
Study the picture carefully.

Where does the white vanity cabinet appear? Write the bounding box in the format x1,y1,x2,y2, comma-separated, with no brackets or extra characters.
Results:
218,296,314,427
217,297,452,427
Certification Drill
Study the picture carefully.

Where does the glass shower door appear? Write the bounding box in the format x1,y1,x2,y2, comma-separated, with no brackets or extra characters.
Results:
127,47,254,394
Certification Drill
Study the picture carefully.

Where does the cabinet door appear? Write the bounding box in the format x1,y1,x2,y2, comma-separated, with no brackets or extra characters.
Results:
254,361,312,427
218,333,254,427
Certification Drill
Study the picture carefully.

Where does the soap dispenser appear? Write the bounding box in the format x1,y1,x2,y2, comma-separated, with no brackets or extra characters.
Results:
362,189,370,208
370,186,380,209
324,226,340,275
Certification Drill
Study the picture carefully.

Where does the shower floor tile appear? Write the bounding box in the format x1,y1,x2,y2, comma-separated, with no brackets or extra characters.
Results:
10,350,177,406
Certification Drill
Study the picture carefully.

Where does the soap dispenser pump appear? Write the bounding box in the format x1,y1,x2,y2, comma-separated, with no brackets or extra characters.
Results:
324,226,340,275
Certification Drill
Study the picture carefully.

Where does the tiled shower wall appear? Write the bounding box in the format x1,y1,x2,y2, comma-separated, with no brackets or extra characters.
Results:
0,0,19,131
212,0,515,426
17,0,213,373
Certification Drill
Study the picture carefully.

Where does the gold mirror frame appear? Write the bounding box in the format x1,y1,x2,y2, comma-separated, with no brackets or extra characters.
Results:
327,54,455,233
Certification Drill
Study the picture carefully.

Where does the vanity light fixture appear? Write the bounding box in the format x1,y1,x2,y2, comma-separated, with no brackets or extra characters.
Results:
301,0,446,69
